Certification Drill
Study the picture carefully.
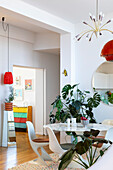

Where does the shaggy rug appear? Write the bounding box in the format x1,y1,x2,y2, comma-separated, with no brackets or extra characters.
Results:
8,153,84,170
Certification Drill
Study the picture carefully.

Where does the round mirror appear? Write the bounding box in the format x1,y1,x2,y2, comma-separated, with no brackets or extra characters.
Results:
92,62,113,105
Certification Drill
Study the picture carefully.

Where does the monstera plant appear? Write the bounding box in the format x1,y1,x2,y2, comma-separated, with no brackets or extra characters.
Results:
58,129,112,170
49,84,101,123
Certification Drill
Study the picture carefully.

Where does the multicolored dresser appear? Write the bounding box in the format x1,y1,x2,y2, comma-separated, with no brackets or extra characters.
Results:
13,106,32,131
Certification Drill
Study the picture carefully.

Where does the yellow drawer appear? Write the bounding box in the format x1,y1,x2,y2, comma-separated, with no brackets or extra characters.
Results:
13,107,28,113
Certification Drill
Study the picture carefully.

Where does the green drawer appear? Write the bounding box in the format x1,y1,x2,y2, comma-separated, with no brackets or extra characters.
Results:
14,112,27,118
14,123,26,128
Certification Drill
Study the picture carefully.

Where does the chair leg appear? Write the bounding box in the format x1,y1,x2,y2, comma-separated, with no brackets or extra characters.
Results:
41,147,53,161
32,145,52,166
34,149,48,166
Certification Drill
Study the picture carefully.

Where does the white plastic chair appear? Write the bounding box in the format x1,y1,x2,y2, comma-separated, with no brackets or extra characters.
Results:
100,119,113,136
26,121,52,165
46,126,87,168
102,127,113,149
46,126,66,156
102,119,113,126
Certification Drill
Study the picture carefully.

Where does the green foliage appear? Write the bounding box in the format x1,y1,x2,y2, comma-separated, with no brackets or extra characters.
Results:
105,91,113,104
5,86,14,103
58,129,112,170
58,148,76,170
49,84,101,123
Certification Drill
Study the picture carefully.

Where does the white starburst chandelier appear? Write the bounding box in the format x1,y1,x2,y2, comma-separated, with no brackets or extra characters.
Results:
76,0,113,41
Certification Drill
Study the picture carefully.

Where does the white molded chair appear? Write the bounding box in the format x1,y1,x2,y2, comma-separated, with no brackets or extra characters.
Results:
26,121,52,165
100,119,113,136
46,126,66,156
102,119,113,126
102,127,113,149
46,126,87,168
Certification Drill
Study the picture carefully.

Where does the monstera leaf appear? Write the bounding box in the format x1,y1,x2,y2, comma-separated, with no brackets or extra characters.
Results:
69,101,81,115
59,110,71,123
62,84,78,100
87,92,101,108
50,95,63,121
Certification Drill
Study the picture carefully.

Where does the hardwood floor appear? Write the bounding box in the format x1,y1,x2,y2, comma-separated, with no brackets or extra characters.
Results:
0,132,59,170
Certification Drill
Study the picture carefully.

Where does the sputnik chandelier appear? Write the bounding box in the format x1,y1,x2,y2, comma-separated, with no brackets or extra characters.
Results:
76,0,113,41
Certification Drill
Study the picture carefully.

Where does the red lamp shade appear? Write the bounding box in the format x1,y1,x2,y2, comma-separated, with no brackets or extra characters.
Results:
4,72,13,84
101,40,113,61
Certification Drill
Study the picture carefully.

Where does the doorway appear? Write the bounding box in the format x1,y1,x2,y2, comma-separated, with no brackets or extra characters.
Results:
13,66,46,136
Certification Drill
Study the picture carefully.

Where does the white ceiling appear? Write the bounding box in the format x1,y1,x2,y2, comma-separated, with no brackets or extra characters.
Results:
21,0,113,24
0,8,54,33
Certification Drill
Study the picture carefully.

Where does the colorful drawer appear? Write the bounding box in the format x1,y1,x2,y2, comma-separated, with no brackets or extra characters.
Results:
13,106,32,132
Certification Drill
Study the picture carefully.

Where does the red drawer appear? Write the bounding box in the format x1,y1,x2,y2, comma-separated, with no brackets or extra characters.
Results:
14,117,27,123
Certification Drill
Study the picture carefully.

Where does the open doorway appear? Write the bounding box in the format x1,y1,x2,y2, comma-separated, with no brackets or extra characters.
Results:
12,66,46,140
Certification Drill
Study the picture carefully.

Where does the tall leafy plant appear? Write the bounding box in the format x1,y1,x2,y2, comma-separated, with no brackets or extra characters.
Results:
50,84,101,123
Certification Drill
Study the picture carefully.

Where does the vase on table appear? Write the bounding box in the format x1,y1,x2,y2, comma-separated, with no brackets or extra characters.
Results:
81,117,89,127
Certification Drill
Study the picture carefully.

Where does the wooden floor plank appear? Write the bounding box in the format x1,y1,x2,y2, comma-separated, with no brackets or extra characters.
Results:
0,132,59,170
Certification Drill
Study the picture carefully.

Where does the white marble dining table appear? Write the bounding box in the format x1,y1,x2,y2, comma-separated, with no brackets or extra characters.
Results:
44,123,113,143
44,122,112,132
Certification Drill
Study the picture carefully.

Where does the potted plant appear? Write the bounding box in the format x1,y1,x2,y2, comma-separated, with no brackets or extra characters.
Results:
58,129,112,170
5,86,14,111
49,84,101,123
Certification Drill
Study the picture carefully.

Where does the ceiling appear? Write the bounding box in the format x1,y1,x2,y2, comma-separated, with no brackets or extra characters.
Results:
0,8,54,33
21,0,113,24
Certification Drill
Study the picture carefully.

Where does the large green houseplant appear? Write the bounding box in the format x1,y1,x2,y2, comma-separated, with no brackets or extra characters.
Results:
58,129,112,170
50,84,101,123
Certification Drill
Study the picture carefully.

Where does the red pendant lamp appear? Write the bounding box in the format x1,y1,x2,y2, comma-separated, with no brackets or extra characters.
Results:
2,17,13,84
101,40,113,61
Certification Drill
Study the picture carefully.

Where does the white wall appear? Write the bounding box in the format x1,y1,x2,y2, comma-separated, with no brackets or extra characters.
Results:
75,15,113,123
33,32,60,51
0,24,60,145
60,33,76,90
33,51,60,124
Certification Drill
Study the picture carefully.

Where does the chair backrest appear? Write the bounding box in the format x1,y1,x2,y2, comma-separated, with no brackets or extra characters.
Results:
26,121,36,142
102,119,113,126
102,127,113,149
46,126,65,154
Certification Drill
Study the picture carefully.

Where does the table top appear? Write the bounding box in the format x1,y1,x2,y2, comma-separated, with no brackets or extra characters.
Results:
44,123,113,132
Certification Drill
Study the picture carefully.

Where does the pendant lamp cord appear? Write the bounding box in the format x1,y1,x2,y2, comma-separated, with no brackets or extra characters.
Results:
2,17,9,72
96,0,98,21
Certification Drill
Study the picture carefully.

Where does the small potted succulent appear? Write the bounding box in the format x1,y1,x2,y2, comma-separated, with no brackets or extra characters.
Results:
5,86,14,111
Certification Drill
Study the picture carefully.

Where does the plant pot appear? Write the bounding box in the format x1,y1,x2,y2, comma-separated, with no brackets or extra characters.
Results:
81,120,89,127
5,102,13,111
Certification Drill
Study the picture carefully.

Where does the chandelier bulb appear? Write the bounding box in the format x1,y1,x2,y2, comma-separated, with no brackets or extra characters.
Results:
83,21,88,25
